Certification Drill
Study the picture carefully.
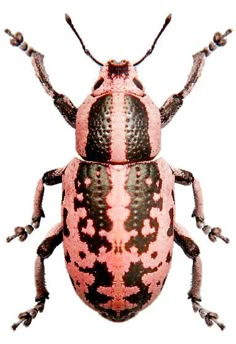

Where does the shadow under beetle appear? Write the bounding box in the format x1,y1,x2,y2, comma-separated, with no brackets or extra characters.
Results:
5,14,231,330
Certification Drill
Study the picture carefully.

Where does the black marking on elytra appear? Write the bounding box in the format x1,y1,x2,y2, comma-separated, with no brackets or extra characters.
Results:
123,261,155,309
79,251,86,259
74,163,112,255
99,261,159,322
70,276,75,288
65,251,71,263
63,208,70,237
171,190,175,203
125,163,162,254
167,208,174,236
86,95,112,161
166,251,172,263
62,189,65,203
174,231,200,258
125,95,151,162
151,251,158,259
100,309,137,322
161,276,167,291
157,197,163,211
79,261,114,306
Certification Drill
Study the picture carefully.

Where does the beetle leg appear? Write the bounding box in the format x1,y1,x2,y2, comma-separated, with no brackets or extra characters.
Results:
173,167,229,244
11,223,63,330
160,29,232,128
174,222,225,330
6,167,65,243
5,29,77,127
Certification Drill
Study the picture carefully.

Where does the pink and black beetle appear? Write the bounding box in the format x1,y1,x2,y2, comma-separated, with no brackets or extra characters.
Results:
5,14,231,330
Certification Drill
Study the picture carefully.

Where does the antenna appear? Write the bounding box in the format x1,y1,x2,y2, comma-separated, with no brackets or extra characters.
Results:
133,14,172,66
65,14,104,66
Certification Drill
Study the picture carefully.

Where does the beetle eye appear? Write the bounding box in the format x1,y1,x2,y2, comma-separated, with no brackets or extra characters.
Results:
133,78,143,90
93,78,104,90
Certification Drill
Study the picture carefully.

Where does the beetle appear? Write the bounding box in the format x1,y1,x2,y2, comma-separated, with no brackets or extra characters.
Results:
5,14,231,330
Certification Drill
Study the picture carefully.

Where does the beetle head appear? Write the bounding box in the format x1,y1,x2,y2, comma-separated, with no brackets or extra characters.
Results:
92,59,145,96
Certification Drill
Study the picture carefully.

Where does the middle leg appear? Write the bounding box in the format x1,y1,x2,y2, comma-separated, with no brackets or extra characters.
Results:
6,167,65,243
173,167,229,244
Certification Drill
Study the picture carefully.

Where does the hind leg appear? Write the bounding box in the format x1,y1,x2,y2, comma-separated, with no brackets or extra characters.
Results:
12,223,63,330
174,223,225,330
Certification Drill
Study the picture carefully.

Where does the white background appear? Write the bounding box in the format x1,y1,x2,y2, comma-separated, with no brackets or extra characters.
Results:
0,0,235,343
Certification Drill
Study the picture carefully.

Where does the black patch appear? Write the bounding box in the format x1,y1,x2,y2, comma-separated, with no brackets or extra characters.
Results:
124,95,151,161
37,230,63,258
166,251,172,263
62,189,65,203
100,309,137,322
65,251,71,263
151,251,158,259
86,95,112,162
158,197,163,210
174,169,194,185
167,208,174,236
63,208,70,237
54,93,77,128
123,261,155,309
70,276,75,288
93,77,104,90
174,231,200,258
160,93,183,128
125,163,162,254
133,78,143,90
43,169,63,185
171,190,175,203
79,251,86,259
78,261,114,307
108,61,129,78
161,276,167,290
74,163,112,255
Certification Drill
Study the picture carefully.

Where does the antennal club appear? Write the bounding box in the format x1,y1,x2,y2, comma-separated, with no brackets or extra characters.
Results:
134,14,172,66
65,14,104,66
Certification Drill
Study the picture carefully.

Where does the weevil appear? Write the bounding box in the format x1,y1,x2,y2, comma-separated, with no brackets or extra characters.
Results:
5,14,231,330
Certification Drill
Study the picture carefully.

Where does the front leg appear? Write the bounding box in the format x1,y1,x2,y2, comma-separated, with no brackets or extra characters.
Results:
6,167,65,243
160,29,232,128
173,167,229,244
5,29,77,128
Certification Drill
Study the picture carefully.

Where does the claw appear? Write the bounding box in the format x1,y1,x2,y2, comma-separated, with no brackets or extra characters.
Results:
191,299,225,330
203,225,230,244
5,28,35,56
6,225,34,243
11,300,45,331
